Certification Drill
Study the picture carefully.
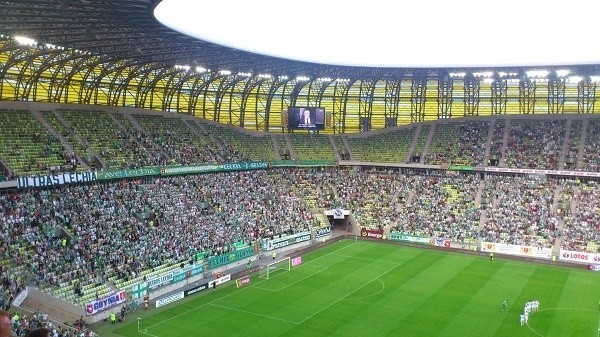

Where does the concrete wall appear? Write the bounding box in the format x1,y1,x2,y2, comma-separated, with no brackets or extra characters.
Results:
20,286,83,325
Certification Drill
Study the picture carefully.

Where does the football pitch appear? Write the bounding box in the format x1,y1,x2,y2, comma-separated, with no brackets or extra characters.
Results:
110,239,600,337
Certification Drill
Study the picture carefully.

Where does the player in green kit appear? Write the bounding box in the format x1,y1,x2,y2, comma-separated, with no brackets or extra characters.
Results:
502,300,508,311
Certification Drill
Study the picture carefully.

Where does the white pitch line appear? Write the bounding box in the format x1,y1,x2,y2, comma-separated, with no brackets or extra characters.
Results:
142,240,359,330
525,307,600,337
296,260,402,324
251,265,329,292
209,303,301,325
330,253,400,264
343,279,386,301
138,328,160,337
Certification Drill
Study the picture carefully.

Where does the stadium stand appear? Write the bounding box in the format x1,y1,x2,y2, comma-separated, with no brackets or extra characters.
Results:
345,127,415,163
288,134,335,161
503,118,565,170
4,111,600,177
425,121,489,166
3,106,600,332
580,118,600,171
479,175,558,248
564,119,583,169
488,118,506,166
561,179,600,252
0,109,72,177
390,173,481,242
198,123,277,161
412,125,431,162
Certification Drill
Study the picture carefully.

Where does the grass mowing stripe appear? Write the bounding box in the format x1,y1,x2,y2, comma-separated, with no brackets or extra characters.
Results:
108,240,600,337
541,268,599,337
387,256,505,337
438,260,538,337
113,240,359,337
493,266,570,337
285,248,450,337
218,243,414,325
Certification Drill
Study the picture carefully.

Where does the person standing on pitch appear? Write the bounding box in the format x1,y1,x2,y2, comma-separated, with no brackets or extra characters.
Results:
502,299,508,311
520,314,525,326
143,293,149,310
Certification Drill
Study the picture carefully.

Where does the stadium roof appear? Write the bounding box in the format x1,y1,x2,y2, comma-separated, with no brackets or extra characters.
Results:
156,0,600,69
1,0,600,81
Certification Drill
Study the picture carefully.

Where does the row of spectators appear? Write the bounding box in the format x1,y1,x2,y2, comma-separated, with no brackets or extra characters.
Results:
561,180,600,251
480,175,558,247
0,170,318,292
3,308,94,337
1,169,600,305
5,111,600,179
99,128,245,170
390,173,481,243
504,120,565,170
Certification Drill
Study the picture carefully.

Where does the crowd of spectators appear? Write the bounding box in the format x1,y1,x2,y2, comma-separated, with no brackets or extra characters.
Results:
4,168,600,298
580,119,600,172
328,169,406,230
98,128,245,170
504,119,565,170
426,122,488,167
0,170,319,293
2,166,600,336
479,175,558,248
390,173,481,243
561,180,600,252
2,308,95,337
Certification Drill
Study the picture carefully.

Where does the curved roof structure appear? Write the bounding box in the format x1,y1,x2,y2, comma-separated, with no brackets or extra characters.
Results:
0,0,412,80
0,0,599,135
1,0,599,81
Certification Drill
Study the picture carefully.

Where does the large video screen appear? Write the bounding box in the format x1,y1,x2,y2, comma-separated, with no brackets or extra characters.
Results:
288,107,325,130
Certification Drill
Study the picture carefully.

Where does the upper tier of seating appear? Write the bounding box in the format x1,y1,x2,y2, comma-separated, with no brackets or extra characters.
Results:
1,107,600,177
346,127,415,163
0,109,70,177
199,122,277,161
503,119,565,170
289,134,335,161
426,121,489,166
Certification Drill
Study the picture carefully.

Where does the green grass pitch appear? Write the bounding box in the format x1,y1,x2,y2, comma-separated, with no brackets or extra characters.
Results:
105,240,600,337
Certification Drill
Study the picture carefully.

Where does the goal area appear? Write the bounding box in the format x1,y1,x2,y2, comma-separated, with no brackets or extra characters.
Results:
259,257,291,279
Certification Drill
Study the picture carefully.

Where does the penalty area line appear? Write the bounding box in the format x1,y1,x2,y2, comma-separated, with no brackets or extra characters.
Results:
142,240,355,331
209,303,300,325
138,328,160,337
